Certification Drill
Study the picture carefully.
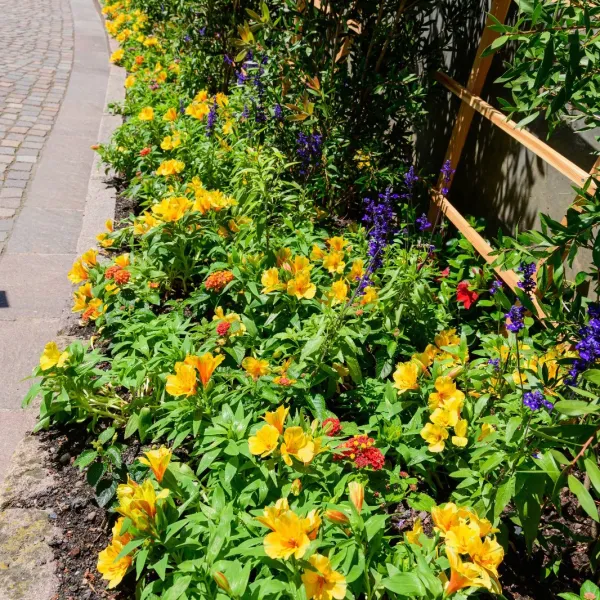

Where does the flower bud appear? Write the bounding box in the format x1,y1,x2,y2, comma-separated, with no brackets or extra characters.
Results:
324,509,350,525
213,571,231,593
447,365,464,379
348,481,364,513
290,478,302,496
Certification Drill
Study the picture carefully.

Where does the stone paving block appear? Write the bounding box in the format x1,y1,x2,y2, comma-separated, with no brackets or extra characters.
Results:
7,207,82,254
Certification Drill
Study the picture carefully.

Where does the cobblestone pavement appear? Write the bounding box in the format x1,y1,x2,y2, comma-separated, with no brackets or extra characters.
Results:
0,0,73,252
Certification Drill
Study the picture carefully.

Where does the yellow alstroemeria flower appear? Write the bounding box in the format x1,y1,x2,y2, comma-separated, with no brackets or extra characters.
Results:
124,74,136,88
138,106,154,121
348,258,364,281
185,352,225,387
261,268,283,294
97,539,132,589
223,120,233,135
452,419,468,447
40,342,69,371
81,248,98,267
310,244,325,261
329,279,348,304
215,92,228,107
430,407,459,429
302,554,347,600
255,498,290,530
264,510,310,560
280,427,315,466
68,258,89,284
302,509,322,540
348,481,364,513
116,479,169,530
287,271,316,300
468,535,504,578
248,423,280,457
289,255,312,275
163,107,177,122
431,502,459,536
477,423,495,442
327,236,347,253
406,518,423,546
185,102,210,120
412,344,438,369
138,446,172,483
242,356,270,380
133,211,160,235
420,422,448,453
435,328,460,349
160,133,181,150
322,251,345,274
275,247,292,267
151,196,191,221
444,547,491,596
445,519,481,554
428,376,465,411
110,48,124,63
392,361,419,394
156,159,185,176
360,286,378,305
263,405,289,434
166,362,197,397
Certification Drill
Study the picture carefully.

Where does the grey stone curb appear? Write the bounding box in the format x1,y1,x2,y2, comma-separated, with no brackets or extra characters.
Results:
0,1,124,597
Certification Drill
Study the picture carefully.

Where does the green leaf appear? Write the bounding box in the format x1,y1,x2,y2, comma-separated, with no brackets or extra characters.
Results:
585,458,600,495
96,479,118,508
381,573,426,597
163,575,192,600
583,369,600,385
494,476,515,521
98,427,116,445
300,335,324,361
87,462,105,487
124,413,139,439
73,450,98,469
533,37,554,91
136,547,149,579
554,400,599,416
345,356,362,384
152,552,169,580
364,514,387,541
307,393,326,421
115,538,145,561
568,475,599,522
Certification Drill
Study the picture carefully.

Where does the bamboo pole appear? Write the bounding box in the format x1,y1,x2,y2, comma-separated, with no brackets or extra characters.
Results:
435,71,597,194
428,0,512,222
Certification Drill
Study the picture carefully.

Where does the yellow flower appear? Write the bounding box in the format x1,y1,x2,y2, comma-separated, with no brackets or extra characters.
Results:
195,90,209,102
280,427,315,466
468,536,504,578
116,478,169,531
156,159,185,176
249,424,280,457
138,446,172,483
185,353,224,387
302,554,347,600
261,268,283,294
243,356,270,380
115,254,130,268
428,376,465,411
348,481,364,513
72,283,93,312
223,120,233,135
216,92,229,107
477,423,495,442
96,232,114,248
40,342,69,371
420,423,448,453
302,509,322,540
445,519,481,554
327,236,347,252
291,478,302,496
435,328,460,349
360,286,378,305
160,133,181,150
124,74,136,88
166,362,197,397
97,539,132,589
310,244,325,261
151,196,191,221
431,502,459,536
290,255,312,275
110,48,124,63
68,259,89,283
412,344,438,369
287,271,316,300
406,518,423,546
329,279,348,304
264,510,310,560
430,407,459,428
264,405,289,434
138,106,154,121
452,419,468,447
256,498,290,530
322,251,345,274
133,211,159,234
185,102,210,120
81,248,98,266
392,362,419,394
444,547,491,596
348,258,364,281
163,107,177,121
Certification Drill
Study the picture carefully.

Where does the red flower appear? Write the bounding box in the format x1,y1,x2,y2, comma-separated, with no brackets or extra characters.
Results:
140,147,151,157
439,267,450,278
456,280,478,309
334,435,385,470
114,269,130,285
355,447,385,470
104,265,121,280
216,321,231,336
205,270,234,293
323,417,341,437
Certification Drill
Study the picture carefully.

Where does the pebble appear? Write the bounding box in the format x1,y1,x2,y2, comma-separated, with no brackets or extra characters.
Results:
86,511,96,522
59,452,71,465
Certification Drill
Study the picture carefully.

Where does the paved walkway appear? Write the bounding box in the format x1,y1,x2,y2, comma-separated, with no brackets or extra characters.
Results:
0,0,112,485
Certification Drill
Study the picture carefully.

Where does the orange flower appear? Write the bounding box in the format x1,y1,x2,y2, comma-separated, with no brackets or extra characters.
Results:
166,362,197,397
242,357,270,380
185,353,224,387
138,446,172,482
205,270,234,292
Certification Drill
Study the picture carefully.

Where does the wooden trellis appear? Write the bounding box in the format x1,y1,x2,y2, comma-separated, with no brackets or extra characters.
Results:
428,0,598,317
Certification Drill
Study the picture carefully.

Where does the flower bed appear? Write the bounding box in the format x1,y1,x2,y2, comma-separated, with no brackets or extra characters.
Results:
24,1,600,599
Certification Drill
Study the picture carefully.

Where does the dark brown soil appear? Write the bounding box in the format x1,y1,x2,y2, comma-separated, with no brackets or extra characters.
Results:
25,427,138,600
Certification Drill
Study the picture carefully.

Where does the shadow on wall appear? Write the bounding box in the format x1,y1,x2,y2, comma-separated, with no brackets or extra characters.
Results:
415,0,599,237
